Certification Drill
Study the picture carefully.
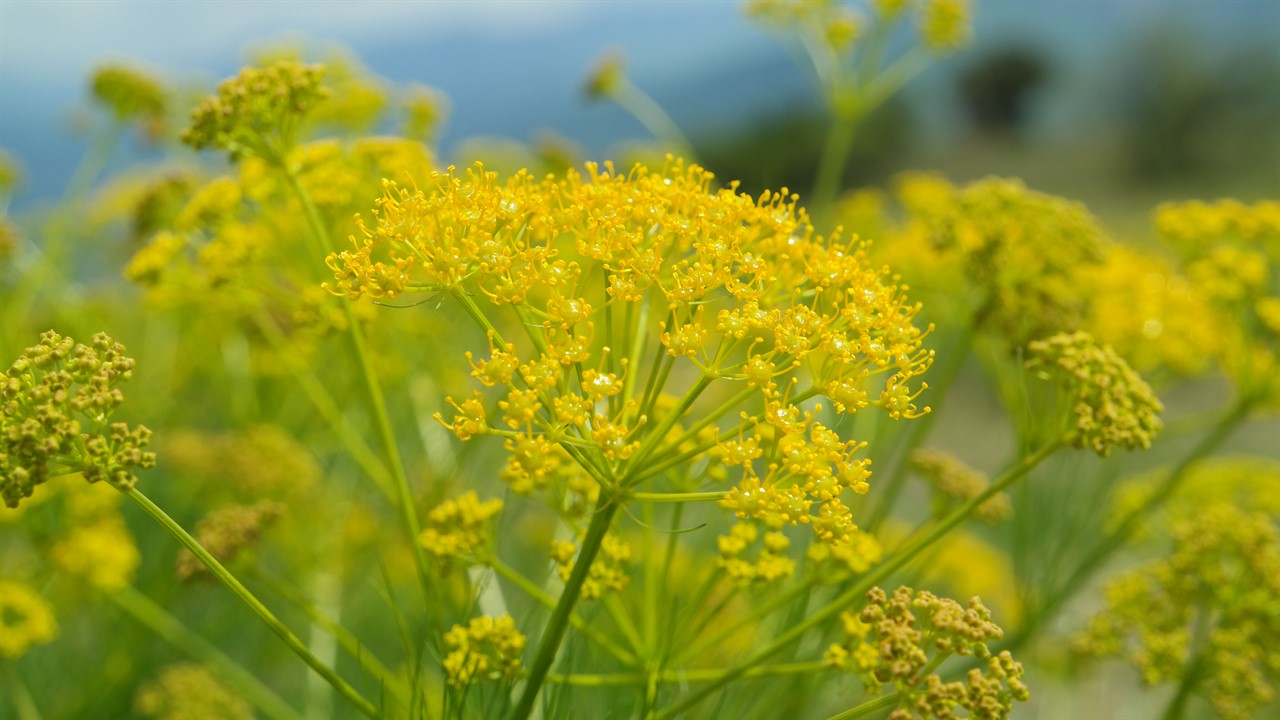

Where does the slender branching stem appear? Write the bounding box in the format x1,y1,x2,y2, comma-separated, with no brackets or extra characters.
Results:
111,585,304,720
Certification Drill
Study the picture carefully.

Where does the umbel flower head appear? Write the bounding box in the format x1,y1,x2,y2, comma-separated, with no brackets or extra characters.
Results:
911,448,1010,524
1,331,156,508
182,61,327,162
176,500,284,581
1026,331,1163,456
1076,504,1280,720
332,158,933,560
825,586,1028,720
419,491,503,566
91,63,168,139
879,175,1107,347
442,614,527,687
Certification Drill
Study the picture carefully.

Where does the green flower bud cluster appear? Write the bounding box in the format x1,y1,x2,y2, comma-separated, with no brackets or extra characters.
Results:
826,586,1028,720
177,500,284,581
911,448,1010,524
182,61,327,162
1,331,156,508
134,663,253,720
1026,331,1163,457
1076,504,1280,720
91,64,168,125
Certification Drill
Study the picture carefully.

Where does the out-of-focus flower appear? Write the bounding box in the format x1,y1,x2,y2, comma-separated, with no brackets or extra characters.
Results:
442,614,526,687
0,581,58,658
1076,504,1280,720
176,500,283,580
134,664,253,720
911,448,1010,523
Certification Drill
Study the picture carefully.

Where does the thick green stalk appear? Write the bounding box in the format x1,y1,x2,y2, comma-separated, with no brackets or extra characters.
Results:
656,438,1065,718
111,585,304,720
489,559,638,666
509,497,621,720
125,488,380,719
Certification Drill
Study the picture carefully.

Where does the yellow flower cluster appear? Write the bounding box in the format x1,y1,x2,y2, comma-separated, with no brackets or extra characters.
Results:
0,581,58,659
1026,332,1163,456
716,523,795,584
550,533,631,599
1109,456,1280,539
1,331,156,507
419,492,503,564
826,586,1027,720
879,174,1107,346
338,159,931,558
1083,245,1219,377
52,513,141,590
176,501,283,581
806,526,883,575
1076,504,1280,720
182,61,327,162
1155,199,1280,407
160,425,318,501
442,614,527,687
134,663,253,720
911,448,1010,524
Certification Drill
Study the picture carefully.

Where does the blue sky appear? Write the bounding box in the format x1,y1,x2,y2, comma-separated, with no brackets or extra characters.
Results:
2,1,1277,204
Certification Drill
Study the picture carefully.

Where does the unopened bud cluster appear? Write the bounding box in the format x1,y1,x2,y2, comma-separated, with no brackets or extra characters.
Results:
2,331,156,508
826,586,1028,720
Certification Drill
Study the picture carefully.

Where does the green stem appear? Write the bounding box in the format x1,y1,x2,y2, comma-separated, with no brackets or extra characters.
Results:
490,559,638,666
1,663,42,720
125,488,379,720
865,330,972,532
824,692,900,720
629,491,726,503
284,168,432,599
1008,398,1251,650
110,585,304,720
547,660,827,687
811,104,859,214
609,82,694,156
509,496,621,720
250,568,408,707
250,309,396,502
655,437,1065,718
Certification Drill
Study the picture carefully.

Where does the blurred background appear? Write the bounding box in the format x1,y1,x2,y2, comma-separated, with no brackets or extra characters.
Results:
3,0,1278,229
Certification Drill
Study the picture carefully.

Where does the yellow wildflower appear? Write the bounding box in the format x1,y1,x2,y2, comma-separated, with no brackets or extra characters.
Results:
0,581,58,658
419,492,503,564
1076,505,1280,720
53,516,140,590
335,158,931,561
442,614,527,687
